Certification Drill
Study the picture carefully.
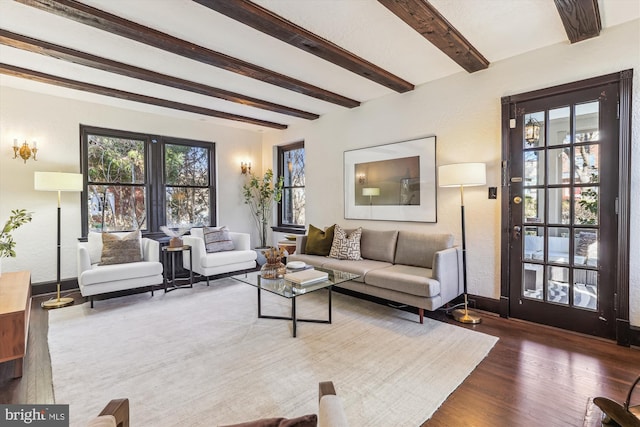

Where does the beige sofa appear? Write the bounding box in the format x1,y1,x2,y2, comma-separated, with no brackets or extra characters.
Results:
289,229,463,323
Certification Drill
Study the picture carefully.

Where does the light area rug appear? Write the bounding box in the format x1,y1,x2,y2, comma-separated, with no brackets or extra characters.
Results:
48,278,498,427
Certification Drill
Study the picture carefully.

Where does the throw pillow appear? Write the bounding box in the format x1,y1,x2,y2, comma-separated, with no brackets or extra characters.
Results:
204,226,235,253
220,414,317,427
329,225,363,260
100,231,142,265
305,224,335,256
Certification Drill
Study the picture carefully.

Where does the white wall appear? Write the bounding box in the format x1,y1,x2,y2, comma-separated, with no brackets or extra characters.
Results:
262,19,640,327
0,87,262,283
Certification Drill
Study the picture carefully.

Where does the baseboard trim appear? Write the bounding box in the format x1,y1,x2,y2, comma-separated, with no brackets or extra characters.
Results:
32,278,79,296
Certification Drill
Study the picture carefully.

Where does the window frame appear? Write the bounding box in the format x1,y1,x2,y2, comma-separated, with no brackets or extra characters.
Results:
274,141,305,234
80,125,216,238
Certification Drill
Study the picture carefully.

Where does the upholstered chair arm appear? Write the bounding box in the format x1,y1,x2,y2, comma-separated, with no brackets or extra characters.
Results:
182,235,205,272
141,238,160,262
318,381,349,427
431,247,464,303
98,398,129,427
77,243,92,278
229,232,251,251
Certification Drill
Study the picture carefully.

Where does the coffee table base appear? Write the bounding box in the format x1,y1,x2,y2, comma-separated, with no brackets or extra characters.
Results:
257,287,332,337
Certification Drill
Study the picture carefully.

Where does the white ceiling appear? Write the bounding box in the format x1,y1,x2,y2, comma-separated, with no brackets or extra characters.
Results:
1,0,638,132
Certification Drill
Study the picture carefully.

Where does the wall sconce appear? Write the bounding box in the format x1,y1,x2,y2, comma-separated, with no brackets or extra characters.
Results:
13,139,38,163
524,117,541,145
241,161,251,175
357,173,366,184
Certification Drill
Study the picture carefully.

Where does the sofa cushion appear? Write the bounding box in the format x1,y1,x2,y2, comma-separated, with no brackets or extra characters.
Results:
100,231,142,265
306,224,335,256
220,414,317,427
360,229,398,263
394,232,453,269
365,264,440,297
204,226,235,253
322,258,391,282
329,225,362,260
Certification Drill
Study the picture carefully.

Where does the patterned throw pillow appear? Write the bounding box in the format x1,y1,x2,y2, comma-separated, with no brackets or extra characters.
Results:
100,231,142,265
204,226,235,253
329,225,363,260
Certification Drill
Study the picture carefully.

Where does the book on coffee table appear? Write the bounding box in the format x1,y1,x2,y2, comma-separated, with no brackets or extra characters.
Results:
284,269,329,286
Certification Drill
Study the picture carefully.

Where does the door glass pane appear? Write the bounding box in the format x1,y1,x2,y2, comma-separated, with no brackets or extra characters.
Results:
574,269,597,311
524,188,545,223
548,188,570,224
575,187,598,225
575,101,599,142
574,144,599,184
575,229,598,267
524,111,545,148
548,106,570,146
547,265,569,305
548,147,570,185
524,150,544,186
524,226,544,261
523,263,543,300
548,227,570,264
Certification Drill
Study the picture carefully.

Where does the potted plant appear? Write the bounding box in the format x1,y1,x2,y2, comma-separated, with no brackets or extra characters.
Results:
0,209,33,277
242,169,284,249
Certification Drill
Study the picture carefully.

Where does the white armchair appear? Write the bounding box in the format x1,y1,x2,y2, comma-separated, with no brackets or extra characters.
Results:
77,232,163,307
182,228,257,285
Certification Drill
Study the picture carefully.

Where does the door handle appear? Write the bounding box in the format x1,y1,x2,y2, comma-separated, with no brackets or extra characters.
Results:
513,225,521,240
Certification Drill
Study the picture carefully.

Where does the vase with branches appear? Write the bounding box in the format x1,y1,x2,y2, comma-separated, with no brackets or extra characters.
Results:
242,169,284,248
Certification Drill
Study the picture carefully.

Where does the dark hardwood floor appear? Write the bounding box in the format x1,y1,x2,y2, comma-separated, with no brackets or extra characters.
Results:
1,290,639,426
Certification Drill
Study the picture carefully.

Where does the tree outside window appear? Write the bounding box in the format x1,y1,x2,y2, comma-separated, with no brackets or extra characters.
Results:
277,142,305,230
81,126,215,236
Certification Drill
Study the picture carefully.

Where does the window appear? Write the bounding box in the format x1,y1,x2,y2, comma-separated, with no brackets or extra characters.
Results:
276,141,305,232
81,125,215,236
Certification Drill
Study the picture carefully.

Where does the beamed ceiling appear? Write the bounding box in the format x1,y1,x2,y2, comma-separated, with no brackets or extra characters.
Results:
0,0,638,131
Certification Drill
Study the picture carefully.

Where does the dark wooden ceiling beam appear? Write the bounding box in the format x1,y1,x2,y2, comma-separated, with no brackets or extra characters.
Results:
377,0,489,73
0,63,288,129
194,0,414,93
553,0,601,44
0,29,318,120
15,0,360,108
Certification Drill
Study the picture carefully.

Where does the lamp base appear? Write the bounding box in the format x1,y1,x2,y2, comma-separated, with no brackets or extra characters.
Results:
452,308,482,324
41,297,74,310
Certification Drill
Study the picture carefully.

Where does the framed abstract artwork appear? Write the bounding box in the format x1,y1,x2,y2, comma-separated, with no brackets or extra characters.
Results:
344,136,437,222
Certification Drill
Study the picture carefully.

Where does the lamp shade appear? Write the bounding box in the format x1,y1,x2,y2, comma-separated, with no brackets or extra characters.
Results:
34,172,83,192
362,187,380,197
438,163,486,187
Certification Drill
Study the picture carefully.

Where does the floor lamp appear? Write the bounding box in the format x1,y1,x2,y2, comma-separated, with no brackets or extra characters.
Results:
438,162,486,324
35,172,83,310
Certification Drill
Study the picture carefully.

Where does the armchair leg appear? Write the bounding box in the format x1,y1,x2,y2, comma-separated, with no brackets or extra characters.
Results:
90,296,94,309
419,308,424,324
206,276,210,286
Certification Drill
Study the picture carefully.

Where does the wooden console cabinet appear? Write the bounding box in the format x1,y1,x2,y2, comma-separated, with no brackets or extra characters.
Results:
0,271,31,378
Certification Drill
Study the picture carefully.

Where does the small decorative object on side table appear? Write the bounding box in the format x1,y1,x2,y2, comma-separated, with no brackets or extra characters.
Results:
260,247,286,279
162,245,193,292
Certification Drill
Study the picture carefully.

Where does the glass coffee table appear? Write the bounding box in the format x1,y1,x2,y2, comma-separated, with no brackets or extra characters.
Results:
232,267,360,337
